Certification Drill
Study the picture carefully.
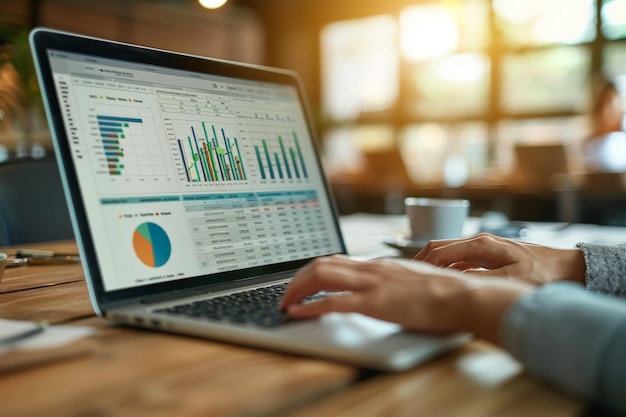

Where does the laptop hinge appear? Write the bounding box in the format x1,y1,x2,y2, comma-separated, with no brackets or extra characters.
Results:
139,271,294,305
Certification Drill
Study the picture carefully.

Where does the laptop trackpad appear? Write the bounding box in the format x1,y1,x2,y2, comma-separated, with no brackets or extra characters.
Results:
274,313,469,370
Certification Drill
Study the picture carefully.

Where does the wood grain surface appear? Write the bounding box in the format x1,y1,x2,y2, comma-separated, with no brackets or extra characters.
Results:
0,240,586,417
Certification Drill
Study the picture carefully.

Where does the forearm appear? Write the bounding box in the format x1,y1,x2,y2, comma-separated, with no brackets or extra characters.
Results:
577,243,626,297
501,282,626,414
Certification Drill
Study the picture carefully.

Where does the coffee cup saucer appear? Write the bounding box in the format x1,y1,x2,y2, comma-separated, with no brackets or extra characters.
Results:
379,234,431,257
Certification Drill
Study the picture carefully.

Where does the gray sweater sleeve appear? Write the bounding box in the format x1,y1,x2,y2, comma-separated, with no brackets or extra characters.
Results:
502,282,626,415
577,243,626,297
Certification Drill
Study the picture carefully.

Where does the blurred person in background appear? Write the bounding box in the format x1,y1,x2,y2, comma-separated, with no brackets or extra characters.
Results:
582,79,626,172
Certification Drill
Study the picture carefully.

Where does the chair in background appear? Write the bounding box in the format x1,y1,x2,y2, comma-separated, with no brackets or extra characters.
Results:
0,156,74,246
510,143,571,189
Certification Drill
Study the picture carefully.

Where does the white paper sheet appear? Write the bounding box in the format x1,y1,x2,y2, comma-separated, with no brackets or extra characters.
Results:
0,318,94,354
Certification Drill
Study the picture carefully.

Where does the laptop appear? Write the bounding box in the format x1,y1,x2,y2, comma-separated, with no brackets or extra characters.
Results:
30,28,469,371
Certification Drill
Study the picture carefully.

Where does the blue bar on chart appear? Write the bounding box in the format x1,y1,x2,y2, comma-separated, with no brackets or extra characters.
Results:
177,121,247,183
97,115,143,175
253,131,308,181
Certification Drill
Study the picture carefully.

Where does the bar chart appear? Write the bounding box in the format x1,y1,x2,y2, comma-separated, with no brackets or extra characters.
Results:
97,115,141,176
94,106,167,179
175,120,247,183
253,131,308,181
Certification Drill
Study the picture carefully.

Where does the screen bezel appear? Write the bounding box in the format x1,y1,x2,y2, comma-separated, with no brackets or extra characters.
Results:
30,28,347,311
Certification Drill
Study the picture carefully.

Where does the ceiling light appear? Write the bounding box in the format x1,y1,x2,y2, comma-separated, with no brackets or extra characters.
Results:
198,0,228,10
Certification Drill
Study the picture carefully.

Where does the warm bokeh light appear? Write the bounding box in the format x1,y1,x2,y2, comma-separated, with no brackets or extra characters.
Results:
321,15,398,119
492,0,536,24
198,0,228,10
493,0,595,44
605,0,626,18
408,51,490,119
603,0,626,39
434,53,489,84
500,47,590,113
400,5,459,62
322,126,394,177
533,0,593,43
399,123,449,184
604,0,626,25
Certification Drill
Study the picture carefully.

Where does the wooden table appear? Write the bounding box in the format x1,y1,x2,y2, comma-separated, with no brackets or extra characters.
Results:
0,240,585,417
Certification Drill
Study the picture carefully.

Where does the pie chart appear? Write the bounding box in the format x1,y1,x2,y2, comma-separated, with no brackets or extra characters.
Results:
132,222,172,267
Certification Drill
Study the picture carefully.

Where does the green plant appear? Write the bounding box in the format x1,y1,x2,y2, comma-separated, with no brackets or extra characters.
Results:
0,50,24,123
0,27,45,145
4,29,40,107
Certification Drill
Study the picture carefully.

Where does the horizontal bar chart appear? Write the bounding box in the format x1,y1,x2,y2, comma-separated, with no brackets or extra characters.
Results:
97,115,144,175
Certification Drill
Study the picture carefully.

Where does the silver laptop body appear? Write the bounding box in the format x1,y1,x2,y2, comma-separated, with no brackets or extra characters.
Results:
30,27,468,371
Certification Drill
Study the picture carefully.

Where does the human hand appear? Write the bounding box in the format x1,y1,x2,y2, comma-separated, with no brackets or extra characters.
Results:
414,233,586,285
280,255,530,344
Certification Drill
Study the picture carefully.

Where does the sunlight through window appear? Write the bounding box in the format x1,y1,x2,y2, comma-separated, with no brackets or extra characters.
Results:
400,4,459,62
321,15,398,120
407,52,490,118
493,0,595,45
602,0,626,39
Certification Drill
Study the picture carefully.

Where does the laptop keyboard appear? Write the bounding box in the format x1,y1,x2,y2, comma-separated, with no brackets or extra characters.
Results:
155,282,327,328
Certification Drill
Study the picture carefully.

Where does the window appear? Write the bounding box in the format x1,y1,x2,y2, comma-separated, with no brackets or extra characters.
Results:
602,0,626,39
406,52,490,118
321,15,398,121
493,0,596,46
320,0,623,186
500,47,591,114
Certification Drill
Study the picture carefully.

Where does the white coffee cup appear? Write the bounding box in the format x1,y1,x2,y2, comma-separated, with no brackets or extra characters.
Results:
405,197,470,243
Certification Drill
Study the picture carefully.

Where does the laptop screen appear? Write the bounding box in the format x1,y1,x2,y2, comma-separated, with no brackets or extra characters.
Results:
42,44,344,293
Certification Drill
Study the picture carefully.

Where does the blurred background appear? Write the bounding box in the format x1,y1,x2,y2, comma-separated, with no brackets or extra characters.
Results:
1,0,626,226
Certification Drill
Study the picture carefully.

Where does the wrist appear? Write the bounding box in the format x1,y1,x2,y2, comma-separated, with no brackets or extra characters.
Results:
560,249,586,284
463,280,531,345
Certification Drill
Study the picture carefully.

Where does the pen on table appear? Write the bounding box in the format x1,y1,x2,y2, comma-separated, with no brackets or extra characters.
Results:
15,249,78,258
0,321,49,348
6,256,80,267
12,249,81,265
